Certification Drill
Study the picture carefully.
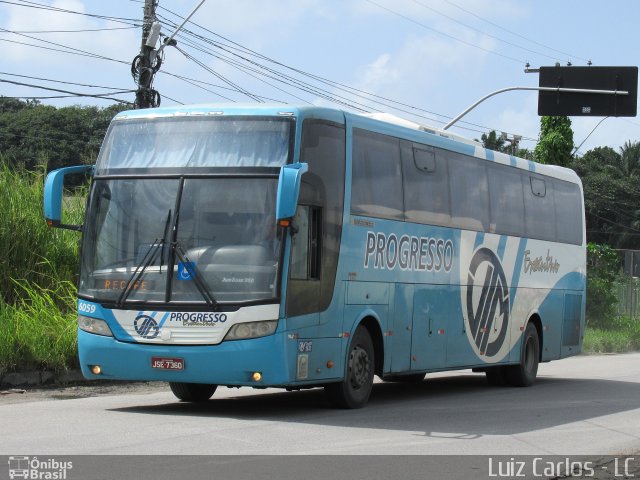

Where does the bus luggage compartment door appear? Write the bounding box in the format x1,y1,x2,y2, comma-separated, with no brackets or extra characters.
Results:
411,287,448,370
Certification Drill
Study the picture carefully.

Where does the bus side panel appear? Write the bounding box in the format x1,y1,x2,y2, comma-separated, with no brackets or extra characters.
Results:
390,283,413,373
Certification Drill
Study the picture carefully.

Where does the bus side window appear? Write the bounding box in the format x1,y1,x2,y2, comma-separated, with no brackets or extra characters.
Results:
488,165,525,236
290,205,322,280
554,180,583,245
402,142,451,227
448,154,490,232
525,175,556,241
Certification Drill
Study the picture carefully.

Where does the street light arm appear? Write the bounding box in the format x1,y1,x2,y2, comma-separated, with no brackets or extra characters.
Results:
442,86,628,130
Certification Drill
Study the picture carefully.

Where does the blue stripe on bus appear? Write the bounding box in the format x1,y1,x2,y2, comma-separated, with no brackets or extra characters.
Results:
497,235,508,260
474,232,485,250
509,238,528,309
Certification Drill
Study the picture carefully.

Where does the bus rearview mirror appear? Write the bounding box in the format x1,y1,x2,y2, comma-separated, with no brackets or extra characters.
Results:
276,162,308,221
44,164,94,231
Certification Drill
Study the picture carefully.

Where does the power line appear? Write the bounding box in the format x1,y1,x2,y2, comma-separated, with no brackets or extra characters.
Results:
0,29,129,65
443,0,589,63
10,26,139,34
159,6,537,140
0,0,139,26
0,71,130,91
363,0,524,64
409,0,559,62
0,78,134,104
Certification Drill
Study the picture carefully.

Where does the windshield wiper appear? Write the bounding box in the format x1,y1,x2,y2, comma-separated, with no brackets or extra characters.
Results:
172,240,217,308
116,210,172,307
165,205,217,308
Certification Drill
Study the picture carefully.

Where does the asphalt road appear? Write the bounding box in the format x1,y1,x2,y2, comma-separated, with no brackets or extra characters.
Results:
1,353,639,456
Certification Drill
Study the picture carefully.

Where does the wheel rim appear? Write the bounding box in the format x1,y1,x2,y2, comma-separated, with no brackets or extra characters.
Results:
348,344,370,391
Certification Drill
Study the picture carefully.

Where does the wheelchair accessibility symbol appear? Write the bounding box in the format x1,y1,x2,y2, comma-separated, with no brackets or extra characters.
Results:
177,261,196,281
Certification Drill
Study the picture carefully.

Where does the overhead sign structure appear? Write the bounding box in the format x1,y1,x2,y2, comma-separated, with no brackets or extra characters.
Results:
538,66,638,117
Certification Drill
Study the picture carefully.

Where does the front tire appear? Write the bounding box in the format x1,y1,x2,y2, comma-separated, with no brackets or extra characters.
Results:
169,382,217,402
506,323,540,387
325,326,375,409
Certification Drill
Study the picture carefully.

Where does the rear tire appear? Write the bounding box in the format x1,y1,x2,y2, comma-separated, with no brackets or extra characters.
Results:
506,322,540,387
325,326,375,409
169,382,217,402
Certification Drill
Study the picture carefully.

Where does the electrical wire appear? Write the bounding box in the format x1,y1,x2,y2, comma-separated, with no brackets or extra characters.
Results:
363,0,524,64
9,26,139,34
0,71,130,91
0,78,134,104
158,7,538,140
443,0,590,63
0,0,139,26
409,0,560,62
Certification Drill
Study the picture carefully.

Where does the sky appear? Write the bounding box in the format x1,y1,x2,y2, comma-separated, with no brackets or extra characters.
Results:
1,0,639,155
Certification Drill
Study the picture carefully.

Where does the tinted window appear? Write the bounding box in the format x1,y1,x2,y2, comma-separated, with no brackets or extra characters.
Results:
402,142,451,226
554,180,583,245
488,166,525,236
448,153,490,231
287,120,345,316
351,129,403,220
524,176,556,241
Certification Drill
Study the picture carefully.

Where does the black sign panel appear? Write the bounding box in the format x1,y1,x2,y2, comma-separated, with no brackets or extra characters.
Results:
538,66,637,117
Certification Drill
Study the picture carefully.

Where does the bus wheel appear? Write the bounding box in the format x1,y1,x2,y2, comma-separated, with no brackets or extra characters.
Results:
506,323,540,387
325,326,374,409
382,373,425,383
169,382,217,402
485,366,508,386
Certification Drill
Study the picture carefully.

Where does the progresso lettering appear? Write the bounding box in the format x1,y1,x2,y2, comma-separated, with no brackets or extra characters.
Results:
169,312,228,325
364,231,454,272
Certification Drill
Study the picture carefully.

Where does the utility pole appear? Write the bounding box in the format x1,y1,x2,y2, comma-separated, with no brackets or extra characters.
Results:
132,0,161,109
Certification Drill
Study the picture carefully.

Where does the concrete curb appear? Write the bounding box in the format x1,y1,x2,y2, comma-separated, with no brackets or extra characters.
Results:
0,370,85,388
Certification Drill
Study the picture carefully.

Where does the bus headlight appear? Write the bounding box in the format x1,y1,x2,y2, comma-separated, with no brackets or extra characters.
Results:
78,315,113,337
224,320,277,341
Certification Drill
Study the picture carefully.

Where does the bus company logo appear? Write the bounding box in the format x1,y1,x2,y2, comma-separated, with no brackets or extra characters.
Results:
134,314,160,339
466,248,510,358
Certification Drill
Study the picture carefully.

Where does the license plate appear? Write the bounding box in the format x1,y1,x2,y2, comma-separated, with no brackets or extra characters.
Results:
151,357,184,370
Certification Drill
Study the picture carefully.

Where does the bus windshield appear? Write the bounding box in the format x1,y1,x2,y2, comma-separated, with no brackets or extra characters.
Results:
95,116,292,173
79,177,282,305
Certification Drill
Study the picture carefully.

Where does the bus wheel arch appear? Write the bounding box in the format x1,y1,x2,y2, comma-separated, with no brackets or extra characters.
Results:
324,316,381,409
527,313,543,362
506,317,541,387
358,316,384,378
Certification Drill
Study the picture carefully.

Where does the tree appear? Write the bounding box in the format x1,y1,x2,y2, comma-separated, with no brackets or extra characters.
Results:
477,130,506,152
0,98,128,172
571,145,640,250
534,116,574,166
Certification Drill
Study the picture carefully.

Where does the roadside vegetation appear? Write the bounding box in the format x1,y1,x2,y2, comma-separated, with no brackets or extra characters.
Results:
0,161,83,372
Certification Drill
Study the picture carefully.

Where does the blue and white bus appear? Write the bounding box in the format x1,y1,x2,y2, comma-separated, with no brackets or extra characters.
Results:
44,104,585,408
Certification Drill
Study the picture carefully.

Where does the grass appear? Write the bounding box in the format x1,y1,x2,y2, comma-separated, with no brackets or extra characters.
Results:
0,280,78,372
0,162,84,304
583,316,640,354
0,160,85,373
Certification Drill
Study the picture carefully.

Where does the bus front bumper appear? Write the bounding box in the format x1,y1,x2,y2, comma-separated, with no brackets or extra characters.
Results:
78,328,294,386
